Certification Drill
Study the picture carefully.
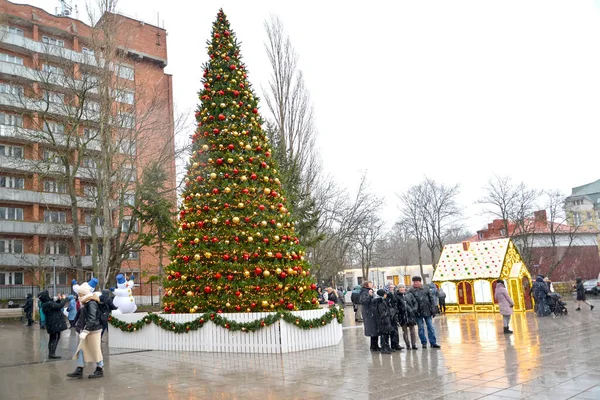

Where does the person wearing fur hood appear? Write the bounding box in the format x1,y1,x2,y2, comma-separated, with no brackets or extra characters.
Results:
67,278,105,379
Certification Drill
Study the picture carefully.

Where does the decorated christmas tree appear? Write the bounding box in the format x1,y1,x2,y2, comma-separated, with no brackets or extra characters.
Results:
163,9,319,314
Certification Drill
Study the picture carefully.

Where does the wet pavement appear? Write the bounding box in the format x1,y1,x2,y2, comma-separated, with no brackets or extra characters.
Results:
1,302,600,400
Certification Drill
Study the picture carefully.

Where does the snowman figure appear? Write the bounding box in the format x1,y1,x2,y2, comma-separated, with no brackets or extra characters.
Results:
111,274,137,314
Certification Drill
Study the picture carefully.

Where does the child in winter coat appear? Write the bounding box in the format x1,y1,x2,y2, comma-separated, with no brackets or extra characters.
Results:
67,295,77,328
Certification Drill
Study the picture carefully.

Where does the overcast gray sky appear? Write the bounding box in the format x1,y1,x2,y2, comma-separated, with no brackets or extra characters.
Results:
16,0,600,232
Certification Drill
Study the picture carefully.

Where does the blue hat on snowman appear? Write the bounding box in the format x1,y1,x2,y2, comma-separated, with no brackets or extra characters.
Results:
89,277,99,289
116,274,126,285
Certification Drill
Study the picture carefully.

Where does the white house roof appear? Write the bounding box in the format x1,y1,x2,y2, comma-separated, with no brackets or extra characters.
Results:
433,238,510,281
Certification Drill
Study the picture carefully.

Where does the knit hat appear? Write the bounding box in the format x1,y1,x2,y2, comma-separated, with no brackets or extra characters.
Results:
376,289,386,297
397,283,406,289
412,276,422,282
88,277,99,289
116,274,126,285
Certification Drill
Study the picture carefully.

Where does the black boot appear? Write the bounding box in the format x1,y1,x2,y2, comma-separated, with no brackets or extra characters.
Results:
503,326,513,334
370,337,380,351
381,344,392,354
48,340,61,359
67,367,84,379
88,367,104,379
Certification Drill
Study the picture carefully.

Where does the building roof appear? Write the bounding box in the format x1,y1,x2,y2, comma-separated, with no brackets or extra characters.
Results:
570,178,600,197
433,238,510,281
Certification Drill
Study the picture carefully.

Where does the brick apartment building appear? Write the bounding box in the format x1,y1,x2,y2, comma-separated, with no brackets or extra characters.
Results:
0,0,176,303
470,210,600,281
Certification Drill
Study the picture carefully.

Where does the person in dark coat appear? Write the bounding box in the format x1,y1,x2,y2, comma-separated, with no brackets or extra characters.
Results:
372,289,394,354
396,283,418,349
359,281,379,351
438,288,447,314
532,275,550,317
23,293,34,326
575,277,594,311
38,290,68,359
409,276,440,349
385,283,403,351
99,289,118,337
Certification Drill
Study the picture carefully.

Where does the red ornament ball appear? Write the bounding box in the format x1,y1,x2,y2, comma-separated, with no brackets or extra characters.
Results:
204,286,212,294
287,303,294,310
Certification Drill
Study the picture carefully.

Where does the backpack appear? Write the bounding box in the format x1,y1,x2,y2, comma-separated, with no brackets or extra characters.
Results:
98,302,110,326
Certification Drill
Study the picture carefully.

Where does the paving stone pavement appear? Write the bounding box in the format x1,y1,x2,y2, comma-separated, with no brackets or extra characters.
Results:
1,301,600,400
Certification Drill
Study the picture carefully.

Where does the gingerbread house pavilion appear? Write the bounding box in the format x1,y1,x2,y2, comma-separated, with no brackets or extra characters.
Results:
432,238,533,313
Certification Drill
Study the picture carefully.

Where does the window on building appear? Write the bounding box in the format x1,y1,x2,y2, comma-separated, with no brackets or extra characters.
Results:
474,280,493,303
125,250,139,260
0,82,24,96
43,180,67,193
83,128,98,140
500,228,507,237
84,271,94,281
84,243,103,256
81,72,99,87
43,121,65,135
573,200,583,206
45,272,67,285
42,150,60,164
0,271,24,285
477,232,484,240
116,65,134,80
121,216,138,233
82,156,97,168
0,113,23,127
0,53,24,65
117,113,135,129
83,185,97,198
0,207,24,221
43,91,65,104
1,25,24,37
84,214,104,227
116,91,134,105
81,47,95,56
0,144,23,158
44,210,67,224
119,140,136,156
587,212,593,221
573,212,582,226
122,163,136,181
0,176,24,189
45,241,68,255
0,239,24,254
42,36,65,48
84,100,100,112
42,64,64,75
124,192,135,206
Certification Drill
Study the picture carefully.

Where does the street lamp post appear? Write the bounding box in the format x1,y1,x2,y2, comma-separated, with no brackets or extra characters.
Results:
50,257,56,298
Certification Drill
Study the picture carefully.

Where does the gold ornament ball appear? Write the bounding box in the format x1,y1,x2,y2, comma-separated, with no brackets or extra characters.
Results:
267,251,273,257
241,175,247,182
193,162,199,168
194,254,201,261
244,270,250,277
194,238,200,244
270,304,275,309
264,188,271,195
247,236,253,242
202,145,209,151
245,144,251,151
210,173,217,180
204,252,212,258
224,187,231,194
226,302,231,308
263,176,269,183
301,271,307,276
277,284,283,289
228,158,234,164
186,291,193,297
298,287,304,293
238,203,245,209
276,268,282,274
232,217,240,224
261,300,269,307
263,270,271,277
273,235,280,242
276,223,282,229
220,103,226,108
261,221,267,227
212,218,218,224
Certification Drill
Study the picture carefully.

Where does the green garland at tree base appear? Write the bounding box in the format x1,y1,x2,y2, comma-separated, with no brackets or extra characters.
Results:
109,306,344,334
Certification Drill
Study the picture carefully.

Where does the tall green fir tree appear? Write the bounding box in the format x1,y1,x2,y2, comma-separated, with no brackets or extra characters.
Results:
163,10,319,313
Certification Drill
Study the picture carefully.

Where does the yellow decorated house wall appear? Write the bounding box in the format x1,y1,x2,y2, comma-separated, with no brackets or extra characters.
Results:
433,239,533,313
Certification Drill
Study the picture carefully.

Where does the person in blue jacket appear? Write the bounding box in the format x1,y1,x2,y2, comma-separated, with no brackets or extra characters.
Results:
38,297,46,329
67,295,78,328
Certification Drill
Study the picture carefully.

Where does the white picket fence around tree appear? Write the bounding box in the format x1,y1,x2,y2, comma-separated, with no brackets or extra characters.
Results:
108,308,343,354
